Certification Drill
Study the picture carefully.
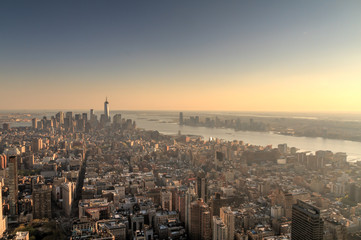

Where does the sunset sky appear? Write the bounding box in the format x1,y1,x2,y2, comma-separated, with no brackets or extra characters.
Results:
1,1,361,112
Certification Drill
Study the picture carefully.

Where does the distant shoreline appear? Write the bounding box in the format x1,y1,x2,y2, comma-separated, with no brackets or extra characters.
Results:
1,110,361,143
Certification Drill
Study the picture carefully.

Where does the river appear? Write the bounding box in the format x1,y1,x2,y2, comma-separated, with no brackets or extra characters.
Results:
5,110,361,162
119,111,361,162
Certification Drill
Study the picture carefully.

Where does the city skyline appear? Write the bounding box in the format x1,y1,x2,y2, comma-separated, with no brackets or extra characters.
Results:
1,1,361,112
1,2,361,237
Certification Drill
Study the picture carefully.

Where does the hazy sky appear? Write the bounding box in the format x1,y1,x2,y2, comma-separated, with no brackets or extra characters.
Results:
1,1,361,111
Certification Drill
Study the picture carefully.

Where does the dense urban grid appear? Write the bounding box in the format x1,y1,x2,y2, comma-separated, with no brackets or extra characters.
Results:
1,100,361,240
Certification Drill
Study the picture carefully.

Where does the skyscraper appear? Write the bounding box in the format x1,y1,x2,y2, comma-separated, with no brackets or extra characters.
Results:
185,188,193,234
82,113,88,122
89,109,97,127
190,199,212,240
56,111,64,125
179,112,184,125
25,153,34,169
291,200,324,240
196,175,208,202
65,111,72,119
220,207,234,240
32,138,43,152
160,190,172,211
33,184,52,219
104,97,110,121
6,156,18,216
0,181,7,238
62,182,74,217
212,216,227,240
65,111,73,132
113,114,122,127
32,118,37,129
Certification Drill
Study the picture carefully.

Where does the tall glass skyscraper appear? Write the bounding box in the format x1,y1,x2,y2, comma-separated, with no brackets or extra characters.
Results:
104,97,110,121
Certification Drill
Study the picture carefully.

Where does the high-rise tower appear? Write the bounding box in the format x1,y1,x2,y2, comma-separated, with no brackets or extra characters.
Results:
179,112,184,125
32,118,37,129
220,207,234,240
104,97,110,121
196,175,208,202
6,156,18,216
291,200,324,240
190,199,212,240
0,181,7,238
33,184,52,219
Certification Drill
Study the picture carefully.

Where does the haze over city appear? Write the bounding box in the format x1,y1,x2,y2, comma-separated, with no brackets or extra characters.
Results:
1,1,361,111
2,1,361,240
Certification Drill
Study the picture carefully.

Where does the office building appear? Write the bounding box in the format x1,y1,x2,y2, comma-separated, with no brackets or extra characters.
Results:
82,113,88,122
37,120,43,130
6,156,18,216
220,207,234,240
65,112,73,131
25,153,34,169
74,114,81,121
66,111,73,120
201,209,212,240
31,138,43,152
190,199,211,240
100,114,108,127
113,114,122,128
104,97,110,122
212,217,227,240
33,184,52,219
160,190,172,211
196,176,207,202
62,182,74,216
179,112,184,125
291,200,324,240
185,189,192,234
56,111,64,125
32,118,37,129
0,181,7,238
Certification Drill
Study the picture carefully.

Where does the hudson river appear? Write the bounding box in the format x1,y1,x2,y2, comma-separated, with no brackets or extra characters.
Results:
8,111,361,162
120,111,361,162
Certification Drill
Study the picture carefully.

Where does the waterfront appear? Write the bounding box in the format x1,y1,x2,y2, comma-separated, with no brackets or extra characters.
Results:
5,110,361,162
121,111,361,162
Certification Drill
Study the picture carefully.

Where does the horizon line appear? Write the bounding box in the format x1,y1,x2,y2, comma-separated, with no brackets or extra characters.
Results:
0,109,360,114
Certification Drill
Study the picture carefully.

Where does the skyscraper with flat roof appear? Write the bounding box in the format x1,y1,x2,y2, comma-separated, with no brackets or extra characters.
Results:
0,181,7,238
196,176,207,202
291,200,324,240
220,207,234,240
32,118,37,129
190,199,211,240
6,156,18,216
56,111,64,125
32,138,43,152
212,216,227,240
33,184,52,219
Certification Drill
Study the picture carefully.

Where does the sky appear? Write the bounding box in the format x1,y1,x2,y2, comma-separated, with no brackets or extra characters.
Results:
1,1,361,112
